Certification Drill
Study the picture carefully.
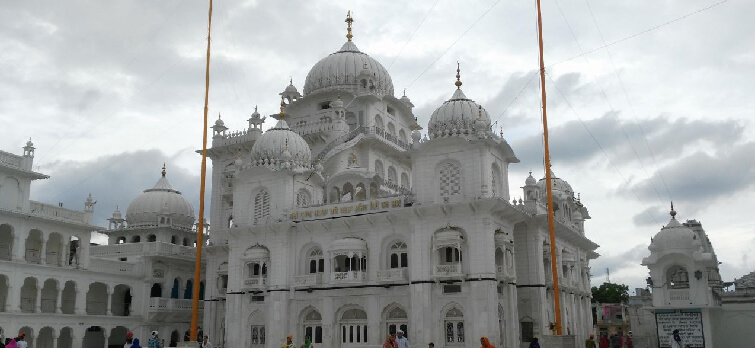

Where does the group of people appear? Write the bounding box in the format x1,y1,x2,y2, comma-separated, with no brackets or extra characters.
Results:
123,331,212,348
1,333,28,348
584,331,633,348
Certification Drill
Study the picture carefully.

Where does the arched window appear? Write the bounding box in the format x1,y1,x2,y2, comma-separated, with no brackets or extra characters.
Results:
441,247,462,264
375,160,384,177
150,283,162,298
668,265,690,289
116,236,126,244
439,163,461,200
171,235,177,244
495,248,504,267
400,173,409,189
387,122,396,136
388,166,398,183
131,235,141,243
147,234,156,242
297,189,311,208
399,129,408,144
386,306,408,337
444,307,465,344
303,309,323,344
389,242,408,269
307,248,324,274
253,190,271,225
341,308,368,344
375,115,384,130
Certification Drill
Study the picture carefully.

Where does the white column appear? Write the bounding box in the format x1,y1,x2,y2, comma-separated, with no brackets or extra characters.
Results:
35,283,42,312
52,333,59,348
106,285,113,316
76,288,87,315
40,234,48,264
56,284,63,313
102,329,110,348
9,283,21,312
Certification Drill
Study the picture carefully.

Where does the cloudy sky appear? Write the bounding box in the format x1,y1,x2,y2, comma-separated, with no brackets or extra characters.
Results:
2,0,753,292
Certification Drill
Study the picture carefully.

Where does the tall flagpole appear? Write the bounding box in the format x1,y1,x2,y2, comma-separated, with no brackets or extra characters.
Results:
536,0,563,335
191,0,212,341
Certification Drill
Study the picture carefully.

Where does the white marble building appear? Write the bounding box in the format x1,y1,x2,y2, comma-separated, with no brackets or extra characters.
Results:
202,15,599,348
0,142,206,348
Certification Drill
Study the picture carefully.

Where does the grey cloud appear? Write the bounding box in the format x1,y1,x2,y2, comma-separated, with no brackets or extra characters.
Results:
588,244,649,286
31,149,211,228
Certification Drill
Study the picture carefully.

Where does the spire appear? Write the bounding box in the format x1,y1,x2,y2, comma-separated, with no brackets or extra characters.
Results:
670,201,677,219
478,105,483,119
161,163,166,177
455,61,463,89
345,11,354,41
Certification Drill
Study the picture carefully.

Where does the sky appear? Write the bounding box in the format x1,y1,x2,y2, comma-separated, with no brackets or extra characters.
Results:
1,0,753,292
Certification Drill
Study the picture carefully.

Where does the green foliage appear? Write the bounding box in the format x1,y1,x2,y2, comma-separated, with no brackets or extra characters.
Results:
591,282,629,303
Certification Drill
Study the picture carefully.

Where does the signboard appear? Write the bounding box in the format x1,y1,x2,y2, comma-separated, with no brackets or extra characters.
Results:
655,309,704,348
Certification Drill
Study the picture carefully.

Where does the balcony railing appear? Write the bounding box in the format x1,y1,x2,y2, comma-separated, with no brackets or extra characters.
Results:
148,298,204,311
377,268,408,282
434,264,462,276
332,271,366,282
288,196,407,222
88,259,142,276
90,242,198,261
244,277,267,288
29,201,89,224
294,274,323,287
20,298,35,312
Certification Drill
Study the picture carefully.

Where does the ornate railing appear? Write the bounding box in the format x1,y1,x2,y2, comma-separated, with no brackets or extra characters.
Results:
88,259,141,276
148,298,204,311
244,277,267,286
294,274,322,286
312,126,366,164
288,196,407,222
332,271,365,282
434,264,461,276
90,242,197,261
377,268,407,281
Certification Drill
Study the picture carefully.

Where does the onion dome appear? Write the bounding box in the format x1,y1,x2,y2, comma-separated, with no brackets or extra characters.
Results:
400,89,414,108
303,13,394,96
111,206,123,220
648,204,701,252
330,95,344,109
427,64,492,139
126,165,195,230
250,100,312,170
248,106,265,131
525,172,537,186
536,170,574,198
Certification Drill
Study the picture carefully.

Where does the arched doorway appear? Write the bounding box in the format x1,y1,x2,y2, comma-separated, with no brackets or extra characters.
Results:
111,284,131,316
19,326,34,348
61,281,76,314
184,280,193,299
82,326,104,348
150,283,163,298
37,327,54,348
171,278,180,299
86,282,108,315
170,330,180,347
41,278,58,313
20,277,37,312
25,230,43,264
0,274,8,312
109,327,128,348
59,327,73,348
0,224,13,260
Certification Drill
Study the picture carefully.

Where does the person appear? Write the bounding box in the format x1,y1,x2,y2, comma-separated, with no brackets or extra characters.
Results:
15,334,26,348
301,335,312,348
599,333,609,348
428,343,434,348
125,332,134,348
281,335,296,348
148,331,162,348
479,336,495,348
6,338,17,348
0,336,5,348
132,338,143,348
200,335,212,348
528,337,540,348
585,334,596,348
670,329,682,348
610,334,621,348
383,334,397,348
396,330,409,348
624,332,633,348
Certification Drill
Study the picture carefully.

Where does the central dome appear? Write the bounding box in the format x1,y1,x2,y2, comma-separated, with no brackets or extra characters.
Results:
427,88,492,138
303,41,394,96
126,170,195,230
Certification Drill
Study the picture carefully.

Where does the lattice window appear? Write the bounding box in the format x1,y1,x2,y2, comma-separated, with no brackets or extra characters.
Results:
444,307,465,343
439,163,461,200
491,169,497,197
308,248,324,274
390,242,408,268
304,310,323,344
297,189,311,208
250,326,265,345
341,309,368,343
253,190,270,224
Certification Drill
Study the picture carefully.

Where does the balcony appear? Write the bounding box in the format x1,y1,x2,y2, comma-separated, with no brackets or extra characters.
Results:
434,264,462,277
331,271,366,282
148,297,204,323
377,268,408,282
294,274,323,287
88,259,142,277
244,277,267,289
288,195,408,222
29,201,90,224
90,242,199,261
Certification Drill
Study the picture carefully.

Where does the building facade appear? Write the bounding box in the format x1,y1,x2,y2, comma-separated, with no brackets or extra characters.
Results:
0,143,206,348
202,15,599,348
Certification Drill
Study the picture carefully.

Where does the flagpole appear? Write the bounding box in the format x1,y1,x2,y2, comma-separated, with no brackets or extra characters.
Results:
536,0,563,335
191,0,212,341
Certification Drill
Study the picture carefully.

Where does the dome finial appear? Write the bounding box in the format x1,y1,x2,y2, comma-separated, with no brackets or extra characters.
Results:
279,97,286,119
161,163,166,177
478,105,483,119
345,11,354,42
670,201,677,219
455,61,462,89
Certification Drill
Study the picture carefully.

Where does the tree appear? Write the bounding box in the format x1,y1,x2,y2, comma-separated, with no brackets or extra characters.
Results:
591,282,629,303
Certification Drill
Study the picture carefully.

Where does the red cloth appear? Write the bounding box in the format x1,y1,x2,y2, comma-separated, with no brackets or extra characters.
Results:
599,336,609,348
480,337,496,348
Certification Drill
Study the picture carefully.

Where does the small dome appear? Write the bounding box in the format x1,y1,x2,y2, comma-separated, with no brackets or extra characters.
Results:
250,119,312,170
649,217,700,252
214,117,224,127
284,84,298,94
536,171,574,197
112,206,123,219
525,172,537,186
330,95,344,109
126,171,195,230
303,41,394,96
427,88,492,138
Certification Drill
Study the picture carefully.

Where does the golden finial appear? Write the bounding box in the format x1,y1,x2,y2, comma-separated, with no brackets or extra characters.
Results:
279,97,286,119
285,138,289,150
289,77,293,85
455,61,462,89
351,152,357,164
478,105,483,119
414,116,419,131
161,163,166,177
346,11,354,41
670,201,677,219
403,88,407,97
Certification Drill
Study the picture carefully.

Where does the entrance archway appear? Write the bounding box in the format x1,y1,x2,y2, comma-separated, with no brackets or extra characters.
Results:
59,327,73,348
82,326,104,348
37,327,54,348
19,326,34,348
